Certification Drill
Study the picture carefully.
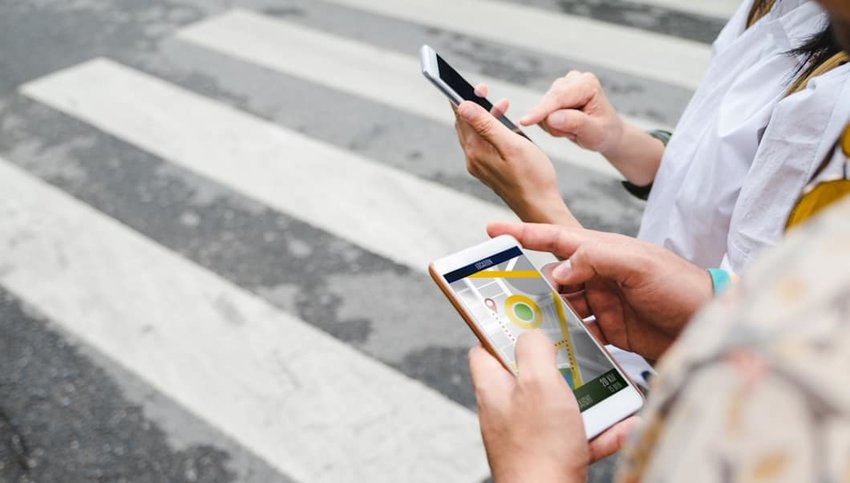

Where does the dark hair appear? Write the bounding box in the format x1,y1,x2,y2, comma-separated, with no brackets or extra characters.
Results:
750,0,843,90
789,24,842,81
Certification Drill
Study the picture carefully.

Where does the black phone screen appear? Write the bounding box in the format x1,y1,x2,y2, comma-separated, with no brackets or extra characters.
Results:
436,54,494,111
435,54,528,138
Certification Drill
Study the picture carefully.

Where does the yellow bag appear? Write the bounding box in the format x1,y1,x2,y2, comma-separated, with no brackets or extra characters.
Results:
786,124,850,231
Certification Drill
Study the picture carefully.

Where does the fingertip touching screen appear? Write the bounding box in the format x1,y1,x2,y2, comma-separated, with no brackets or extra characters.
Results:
444,247,629,411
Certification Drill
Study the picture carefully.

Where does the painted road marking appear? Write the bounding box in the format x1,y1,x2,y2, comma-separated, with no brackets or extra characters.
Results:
0,158,489,483
176,9,631,178
632,0,740,19
21,59,561,273
320,0,711,89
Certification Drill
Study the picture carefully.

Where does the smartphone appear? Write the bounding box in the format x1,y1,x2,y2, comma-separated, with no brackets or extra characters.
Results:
420,44,531,141
430,235,644,439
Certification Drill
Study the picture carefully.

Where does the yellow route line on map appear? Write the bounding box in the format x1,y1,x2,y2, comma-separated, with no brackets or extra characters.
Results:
467,271,540,279
553,293,583,387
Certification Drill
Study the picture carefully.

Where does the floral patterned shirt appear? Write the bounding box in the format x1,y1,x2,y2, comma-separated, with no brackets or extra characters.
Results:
616,196,850,483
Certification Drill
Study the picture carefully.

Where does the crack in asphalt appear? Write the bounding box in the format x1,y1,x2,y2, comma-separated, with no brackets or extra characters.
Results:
0,405,32,474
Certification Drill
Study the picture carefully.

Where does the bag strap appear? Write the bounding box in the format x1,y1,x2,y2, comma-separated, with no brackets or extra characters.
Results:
747,0,776,28
786,52,850,95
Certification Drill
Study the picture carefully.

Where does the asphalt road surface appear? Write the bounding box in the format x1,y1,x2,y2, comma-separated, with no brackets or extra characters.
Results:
0,0,733,481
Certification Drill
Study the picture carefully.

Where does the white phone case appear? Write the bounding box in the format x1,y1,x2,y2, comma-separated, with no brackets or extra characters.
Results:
430,235,644,439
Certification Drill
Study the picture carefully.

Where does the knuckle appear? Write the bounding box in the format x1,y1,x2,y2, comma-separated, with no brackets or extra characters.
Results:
582,72,600,88
518,371,545,392
501,144,520,159
630,243,655,273
571,246,589,267
552,77,571,92
466,159,481,178
472,119,492,137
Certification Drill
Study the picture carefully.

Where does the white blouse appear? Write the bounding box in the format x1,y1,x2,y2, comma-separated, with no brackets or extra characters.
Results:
637,0,850,273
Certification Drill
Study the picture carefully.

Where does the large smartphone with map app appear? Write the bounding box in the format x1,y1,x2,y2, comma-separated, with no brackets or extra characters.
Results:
420,44,531,141
430,235,644,439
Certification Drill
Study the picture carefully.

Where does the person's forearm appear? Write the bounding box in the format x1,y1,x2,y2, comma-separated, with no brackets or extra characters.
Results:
600,122,665,186
506,192,582,229
492,461,586,483
495,470,584,483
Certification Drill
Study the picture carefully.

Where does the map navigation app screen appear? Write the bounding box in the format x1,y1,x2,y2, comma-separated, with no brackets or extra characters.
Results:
444,247,628,411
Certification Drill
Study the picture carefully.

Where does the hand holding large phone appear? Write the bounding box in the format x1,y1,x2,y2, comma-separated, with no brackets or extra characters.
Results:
469,331,641,483
488,222,714,362
469,330,589,483
430,234,644,439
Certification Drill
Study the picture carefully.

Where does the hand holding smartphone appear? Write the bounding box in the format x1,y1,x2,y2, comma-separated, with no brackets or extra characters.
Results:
420,45,531,141
430,235,643,439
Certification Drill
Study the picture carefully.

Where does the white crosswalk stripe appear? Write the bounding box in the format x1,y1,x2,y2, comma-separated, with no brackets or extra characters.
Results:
176,9,641,178
4,1,711,480
0,157,489,483
320,0,712,89
633,0,740,19
21,58,554,273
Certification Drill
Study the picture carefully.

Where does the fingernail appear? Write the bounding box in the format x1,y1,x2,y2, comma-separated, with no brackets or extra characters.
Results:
549,112,565,126
552,260,572,280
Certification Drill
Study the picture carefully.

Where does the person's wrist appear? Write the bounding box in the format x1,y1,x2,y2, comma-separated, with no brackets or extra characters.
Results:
522,192,579,228
597,116,628,161
706,268,736,296
683,264,715,318
602,123,663,186
493,460,586,483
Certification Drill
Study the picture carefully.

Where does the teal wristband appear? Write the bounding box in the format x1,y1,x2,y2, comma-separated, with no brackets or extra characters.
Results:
707,268,732,296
